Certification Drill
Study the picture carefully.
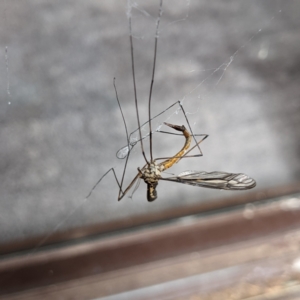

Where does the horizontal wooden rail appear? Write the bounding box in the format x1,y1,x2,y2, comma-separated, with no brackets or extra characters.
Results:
1,189,300,297
1,182,300,257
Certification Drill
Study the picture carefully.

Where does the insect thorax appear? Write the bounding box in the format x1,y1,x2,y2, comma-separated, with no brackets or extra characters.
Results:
141,162,162,202
141,162,161,185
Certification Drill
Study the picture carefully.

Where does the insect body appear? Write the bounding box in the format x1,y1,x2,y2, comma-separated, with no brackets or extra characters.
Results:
136,122,255,202
138,122,191,201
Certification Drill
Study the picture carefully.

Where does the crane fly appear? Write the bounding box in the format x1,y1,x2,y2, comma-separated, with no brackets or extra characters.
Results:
86,0,256,202
135,122,255,201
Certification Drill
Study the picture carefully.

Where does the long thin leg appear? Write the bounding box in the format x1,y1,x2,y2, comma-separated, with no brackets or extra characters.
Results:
117,101,206,159
128,6,149,165
113,78,133,197
119,173,140,201
116,101,183,159
85,168,122,199
179,102,204,157
86,79,139,201
148,0,163,162
85,167,141,201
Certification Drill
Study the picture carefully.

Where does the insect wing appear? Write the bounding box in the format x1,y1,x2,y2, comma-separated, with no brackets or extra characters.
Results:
161,171,256,190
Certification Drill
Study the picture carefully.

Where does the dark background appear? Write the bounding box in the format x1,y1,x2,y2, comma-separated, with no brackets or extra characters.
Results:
0,0,299,243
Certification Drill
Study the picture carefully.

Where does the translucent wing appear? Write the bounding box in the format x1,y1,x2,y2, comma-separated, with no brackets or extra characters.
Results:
160,171,256,190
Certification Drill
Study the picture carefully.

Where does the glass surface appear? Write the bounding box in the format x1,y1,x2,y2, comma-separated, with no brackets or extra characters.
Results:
0,0,299,245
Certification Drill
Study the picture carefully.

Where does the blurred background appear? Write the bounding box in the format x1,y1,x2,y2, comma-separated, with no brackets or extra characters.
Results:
0,0,300,298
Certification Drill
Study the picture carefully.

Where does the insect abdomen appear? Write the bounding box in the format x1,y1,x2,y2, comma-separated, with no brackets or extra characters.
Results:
147,183,158,202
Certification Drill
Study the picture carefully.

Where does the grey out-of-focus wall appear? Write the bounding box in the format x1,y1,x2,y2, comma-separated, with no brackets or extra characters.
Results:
0,0,299,243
